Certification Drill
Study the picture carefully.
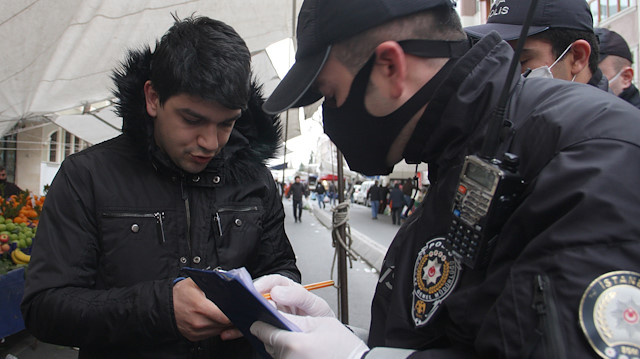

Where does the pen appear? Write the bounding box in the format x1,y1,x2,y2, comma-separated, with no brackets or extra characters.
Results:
262,280,334,300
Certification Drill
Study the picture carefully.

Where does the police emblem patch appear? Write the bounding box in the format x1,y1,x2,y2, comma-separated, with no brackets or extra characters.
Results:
579,271,640,359
412,237,461,327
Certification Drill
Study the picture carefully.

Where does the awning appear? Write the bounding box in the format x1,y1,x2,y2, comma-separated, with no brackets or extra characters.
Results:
1,0,305,140
320,174,339,181
54,106,122,145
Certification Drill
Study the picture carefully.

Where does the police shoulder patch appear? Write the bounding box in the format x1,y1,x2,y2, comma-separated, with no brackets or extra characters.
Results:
579,271,640,359
412,237,461,327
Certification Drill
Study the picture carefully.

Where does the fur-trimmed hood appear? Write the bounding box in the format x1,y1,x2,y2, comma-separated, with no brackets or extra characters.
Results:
110,47,283,169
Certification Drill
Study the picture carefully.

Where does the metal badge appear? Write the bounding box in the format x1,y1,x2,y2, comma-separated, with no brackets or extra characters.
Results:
579,271,640,359
412,237,461,327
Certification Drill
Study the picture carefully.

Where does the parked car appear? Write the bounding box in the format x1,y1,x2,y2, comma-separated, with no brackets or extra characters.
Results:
355,180,375,206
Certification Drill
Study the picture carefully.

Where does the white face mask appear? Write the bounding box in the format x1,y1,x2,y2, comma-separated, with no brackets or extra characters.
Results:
608,69,624,85
526,44,575,81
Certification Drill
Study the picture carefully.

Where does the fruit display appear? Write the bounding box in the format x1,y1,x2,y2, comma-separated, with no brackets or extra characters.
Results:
0,191,44,275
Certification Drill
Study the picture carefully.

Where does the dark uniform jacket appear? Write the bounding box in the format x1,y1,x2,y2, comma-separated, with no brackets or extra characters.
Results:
620,83,640,109
587,67,611,92
21,48,300,359
368,32,640,359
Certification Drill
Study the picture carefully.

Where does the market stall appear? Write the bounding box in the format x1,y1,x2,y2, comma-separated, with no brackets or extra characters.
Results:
0,192,43,339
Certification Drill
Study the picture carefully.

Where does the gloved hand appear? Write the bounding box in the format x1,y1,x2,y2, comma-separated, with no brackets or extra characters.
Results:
253,275,335,317
250,315,369,359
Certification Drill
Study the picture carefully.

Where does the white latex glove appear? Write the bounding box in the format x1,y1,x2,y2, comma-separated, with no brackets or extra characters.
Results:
253,275,335,317
250,315,369,359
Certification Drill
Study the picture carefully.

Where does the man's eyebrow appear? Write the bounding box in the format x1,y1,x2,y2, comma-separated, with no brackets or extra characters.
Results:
177,108,241,123
177,108,208,121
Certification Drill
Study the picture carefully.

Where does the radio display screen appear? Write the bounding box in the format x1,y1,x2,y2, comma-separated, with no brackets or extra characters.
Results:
465,162,496,190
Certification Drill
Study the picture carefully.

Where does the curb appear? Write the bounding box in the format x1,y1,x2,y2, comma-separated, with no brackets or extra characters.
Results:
311,205,386,271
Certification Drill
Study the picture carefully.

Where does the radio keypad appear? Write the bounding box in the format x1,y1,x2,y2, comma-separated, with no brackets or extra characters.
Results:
448,182,490,266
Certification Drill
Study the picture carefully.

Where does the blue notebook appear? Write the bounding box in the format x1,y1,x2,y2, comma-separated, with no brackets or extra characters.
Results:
183,267,300,359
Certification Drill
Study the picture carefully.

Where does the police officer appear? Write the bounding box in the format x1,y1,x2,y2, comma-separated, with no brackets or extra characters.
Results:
596,27,640,109
250,0,640,358
466,0,610,91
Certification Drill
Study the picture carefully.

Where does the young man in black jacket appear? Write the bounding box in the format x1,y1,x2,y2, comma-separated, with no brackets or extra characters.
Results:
22,15,300,359
250,0,640,358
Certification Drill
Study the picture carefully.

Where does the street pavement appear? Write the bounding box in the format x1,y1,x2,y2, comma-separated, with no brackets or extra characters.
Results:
1,198,398,357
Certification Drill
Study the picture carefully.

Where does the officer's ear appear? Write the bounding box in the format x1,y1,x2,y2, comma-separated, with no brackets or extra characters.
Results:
620,66,634,89
567,39,591,77
372,41,408,100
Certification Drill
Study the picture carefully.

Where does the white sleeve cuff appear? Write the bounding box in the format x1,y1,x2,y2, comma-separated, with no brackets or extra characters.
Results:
363,347,417,359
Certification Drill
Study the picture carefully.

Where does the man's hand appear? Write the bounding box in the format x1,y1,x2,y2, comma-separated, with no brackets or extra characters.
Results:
253,275,335,317
250,315,369,359
173,278,236,341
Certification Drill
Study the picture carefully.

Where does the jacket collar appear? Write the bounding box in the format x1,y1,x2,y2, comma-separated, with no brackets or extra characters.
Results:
403,32,515,167
588,67,611,93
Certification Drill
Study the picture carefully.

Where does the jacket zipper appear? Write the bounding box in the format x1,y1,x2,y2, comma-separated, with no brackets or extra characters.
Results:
531,274,566,359
213,206,259,237
102,211,166,244
217,206,259,212
180,179,191,253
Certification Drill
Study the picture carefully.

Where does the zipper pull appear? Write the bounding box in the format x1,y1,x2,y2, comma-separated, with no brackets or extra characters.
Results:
532,274,546,315
215,212,223,237
154,212,166,243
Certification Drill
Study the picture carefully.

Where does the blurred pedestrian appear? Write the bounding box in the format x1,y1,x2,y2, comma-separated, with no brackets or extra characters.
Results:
367,180,382,219
401,178,414,218
328,181,337,206
275,178,285,199
389,183,405,225
287,176,308,222
0,166,22,198
378,183,389,214
315,182,326,209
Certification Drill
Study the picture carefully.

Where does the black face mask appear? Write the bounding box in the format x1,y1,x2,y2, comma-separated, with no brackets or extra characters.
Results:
322,39,469,176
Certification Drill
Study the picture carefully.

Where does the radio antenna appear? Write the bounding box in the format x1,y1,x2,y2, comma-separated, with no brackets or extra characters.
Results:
479,0,539,159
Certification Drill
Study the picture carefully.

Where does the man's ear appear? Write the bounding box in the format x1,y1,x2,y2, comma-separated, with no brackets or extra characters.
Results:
143,80,159,117
568,39,591,76
372,41,407,99
620,66,634,89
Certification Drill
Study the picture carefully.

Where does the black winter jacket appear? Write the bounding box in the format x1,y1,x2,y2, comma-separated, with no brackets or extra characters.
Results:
587,67,611,92
368,33,640,359
620,83,640,109
21,48,300,359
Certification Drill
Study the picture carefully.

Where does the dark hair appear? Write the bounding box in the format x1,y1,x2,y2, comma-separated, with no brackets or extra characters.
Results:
334,5,466,73
150,14,251,110
531,28,599,76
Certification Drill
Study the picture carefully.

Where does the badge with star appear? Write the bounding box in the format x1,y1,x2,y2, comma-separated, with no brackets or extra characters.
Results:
579,271,640,359
412,237,461,327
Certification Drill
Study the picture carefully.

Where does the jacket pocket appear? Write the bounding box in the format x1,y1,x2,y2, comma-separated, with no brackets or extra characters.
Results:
99,210,177,286
212,204,263,270
523,274,567,359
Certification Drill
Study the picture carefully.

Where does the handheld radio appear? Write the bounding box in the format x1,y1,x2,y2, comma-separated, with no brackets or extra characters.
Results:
446,154,524,269
445,0,538,269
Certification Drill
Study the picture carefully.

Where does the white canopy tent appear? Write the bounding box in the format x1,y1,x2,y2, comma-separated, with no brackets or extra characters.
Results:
0,0,303,144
